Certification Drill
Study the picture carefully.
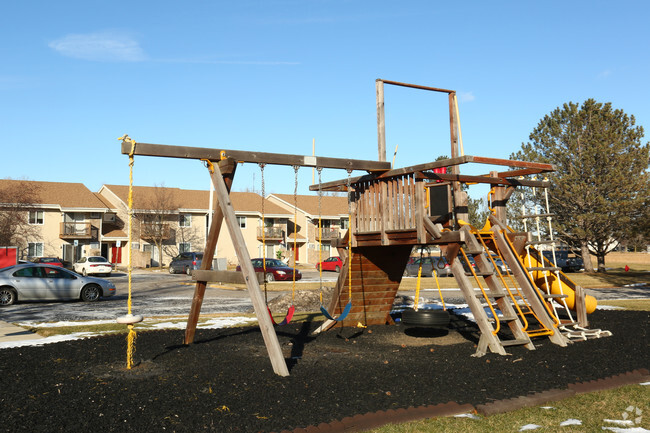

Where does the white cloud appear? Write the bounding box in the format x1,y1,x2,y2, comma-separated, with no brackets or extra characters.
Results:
597,69,613,79
48,31,146,62
459,91,475,103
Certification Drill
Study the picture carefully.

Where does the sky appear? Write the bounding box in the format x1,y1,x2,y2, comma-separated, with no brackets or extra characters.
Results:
1,0,649,201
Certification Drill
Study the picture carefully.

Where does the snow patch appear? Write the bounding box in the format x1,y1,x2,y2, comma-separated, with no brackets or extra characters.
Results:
519,424,542,431
560,419,582,426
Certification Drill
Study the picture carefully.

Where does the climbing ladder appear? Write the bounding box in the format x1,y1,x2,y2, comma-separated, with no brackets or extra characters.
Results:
517,186,612,340
449,224,568,356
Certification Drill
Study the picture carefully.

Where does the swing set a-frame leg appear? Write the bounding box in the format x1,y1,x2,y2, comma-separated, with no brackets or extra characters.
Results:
184,159,236,346
185,158,290,377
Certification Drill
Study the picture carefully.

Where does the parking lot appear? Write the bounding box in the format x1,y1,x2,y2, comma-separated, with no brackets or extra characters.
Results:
0,267,338,324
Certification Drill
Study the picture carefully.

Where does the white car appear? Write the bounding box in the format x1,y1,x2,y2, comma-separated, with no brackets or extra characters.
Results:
0,264,116,305
73,256,112,276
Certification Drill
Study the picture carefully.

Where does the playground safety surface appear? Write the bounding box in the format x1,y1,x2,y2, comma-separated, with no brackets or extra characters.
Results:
0,309,648,432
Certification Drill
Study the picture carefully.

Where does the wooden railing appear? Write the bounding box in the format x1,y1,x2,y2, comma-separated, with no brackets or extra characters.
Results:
316,227,340,241
351,174,429,247
59,222,92,239
257,226,284,241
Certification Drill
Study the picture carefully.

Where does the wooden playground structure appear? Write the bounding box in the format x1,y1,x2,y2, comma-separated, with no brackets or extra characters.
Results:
121,80,608,377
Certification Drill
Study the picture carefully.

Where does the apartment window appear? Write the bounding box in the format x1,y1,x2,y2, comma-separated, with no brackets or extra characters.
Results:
131,242,140,250
28,242,43,257
179,242,191,253
237,216,246,229
340,218,349,230
143,244,153,253
90,212,100,219
179,214,191,227
28,211,44,225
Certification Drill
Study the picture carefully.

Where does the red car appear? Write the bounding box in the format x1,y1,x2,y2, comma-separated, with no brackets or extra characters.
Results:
237,258,302,283
31,257,65,267
316,256,343,272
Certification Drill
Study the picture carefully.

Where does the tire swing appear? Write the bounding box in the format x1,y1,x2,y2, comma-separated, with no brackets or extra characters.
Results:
116,135,144,369
317,168,352,322
401,249,449,328
259,163,295,326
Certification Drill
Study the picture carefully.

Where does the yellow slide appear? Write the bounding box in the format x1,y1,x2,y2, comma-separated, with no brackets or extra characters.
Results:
522,251,597,314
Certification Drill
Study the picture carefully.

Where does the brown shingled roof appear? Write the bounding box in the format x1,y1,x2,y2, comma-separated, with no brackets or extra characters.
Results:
271,194,348,217
0,179,109,209
102,185,290,215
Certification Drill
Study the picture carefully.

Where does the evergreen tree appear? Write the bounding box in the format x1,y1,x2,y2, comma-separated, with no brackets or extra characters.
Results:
511,99,649,272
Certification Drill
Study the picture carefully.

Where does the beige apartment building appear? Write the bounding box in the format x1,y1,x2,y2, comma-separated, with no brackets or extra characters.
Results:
2,179,349,268
267,193,348,264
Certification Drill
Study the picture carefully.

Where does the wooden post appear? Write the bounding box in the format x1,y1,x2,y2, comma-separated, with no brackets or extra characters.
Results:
490,170,507,224
185,159,236,345
210,162,289,376
575,285,589,327
376,79,386,162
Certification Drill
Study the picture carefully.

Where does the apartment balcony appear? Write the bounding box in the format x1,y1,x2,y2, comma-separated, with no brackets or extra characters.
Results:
59,222,93,240
257,226,284,241
140,223,172,241
316,227,340,242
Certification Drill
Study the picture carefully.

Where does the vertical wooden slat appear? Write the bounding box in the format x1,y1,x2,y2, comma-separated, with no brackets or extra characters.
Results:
381,180,389,245
415,179,425,243
397,176,404,229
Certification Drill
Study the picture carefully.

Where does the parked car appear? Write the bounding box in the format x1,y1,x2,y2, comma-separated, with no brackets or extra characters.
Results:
237,258,302,282
316,256,343,272
0,263,116,306
404,256,452,277
542,250,584,273
169,252,204,275
31,257,64,267
73,256,112,276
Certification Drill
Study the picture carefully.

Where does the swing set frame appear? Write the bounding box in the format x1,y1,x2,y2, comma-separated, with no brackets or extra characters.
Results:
120,79,560,376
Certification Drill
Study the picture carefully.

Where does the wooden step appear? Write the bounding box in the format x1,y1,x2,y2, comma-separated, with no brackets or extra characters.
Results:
462,249,484,255
527,266,561,272
540,293,568,299
466,271,495,277
489,314,517,322
500,338,531,347
475,292,506,298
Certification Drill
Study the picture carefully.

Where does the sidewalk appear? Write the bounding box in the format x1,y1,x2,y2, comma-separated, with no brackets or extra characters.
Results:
0,320,44,344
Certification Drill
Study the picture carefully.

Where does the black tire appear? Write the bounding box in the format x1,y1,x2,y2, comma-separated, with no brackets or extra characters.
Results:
185,266,192,275
80,284,101,302
168,266,175,274
265,273,275,282
401,309,450,327
0,287,17,306
335,265,340,272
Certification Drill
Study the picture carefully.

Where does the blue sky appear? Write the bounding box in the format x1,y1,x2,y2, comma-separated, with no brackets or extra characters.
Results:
2,0,648,201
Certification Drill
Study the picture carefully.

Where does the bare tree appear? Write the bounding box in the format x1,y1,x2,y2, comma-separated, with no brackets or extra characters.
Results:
133,185,180,269
0,179,39,254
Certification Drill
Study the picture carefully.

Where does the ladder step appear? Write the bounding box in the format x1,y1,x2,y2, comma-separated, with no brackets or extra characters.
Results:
462,249,484,255
475,292,506,298
526,240,556,246
519,213,554,219
500,338,531,347
466,271,495,277
541,293,568,299
489,314,518,322
527,266,561,272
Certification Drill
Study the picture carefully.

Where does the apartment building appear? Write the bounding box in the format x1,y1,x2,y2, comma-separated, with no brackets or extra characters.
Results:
0,179,113,263
267,193,349,264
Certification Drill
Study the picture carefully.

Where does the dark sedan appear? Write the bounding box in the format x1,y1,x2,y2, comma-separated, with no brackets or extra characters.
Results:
237,258,302,283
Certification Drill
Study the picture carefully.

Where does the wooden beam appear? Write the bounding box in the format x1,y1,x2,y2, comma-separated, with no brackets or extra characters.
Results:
192,270,264,284
185,158,236,345
376,79,386,162
378,79,455,94
470,156,556,172
211,162,290,376
423,173,551,188
121,141,390,172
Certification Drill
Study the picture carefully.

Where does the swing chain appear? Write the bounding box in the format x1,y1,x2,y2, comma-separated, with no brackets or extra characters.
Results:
259,163,267,297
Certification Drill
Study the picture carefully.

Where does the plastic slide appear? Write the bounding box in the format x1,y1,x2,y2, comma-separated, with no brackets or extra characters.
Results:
522,251,597,314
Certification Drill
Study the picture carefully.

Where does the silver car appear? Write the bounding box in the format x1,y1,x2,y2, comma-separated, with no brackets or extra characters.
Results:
0,264,116,306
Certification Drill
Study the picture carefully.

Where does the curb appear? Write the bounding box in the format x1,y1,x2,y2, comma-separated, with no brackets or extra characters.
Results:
273,368,650,433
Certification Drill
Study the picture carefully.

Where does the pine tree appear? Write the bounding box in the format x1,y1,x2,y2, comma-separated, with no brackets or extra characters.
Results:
511,99,649,272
